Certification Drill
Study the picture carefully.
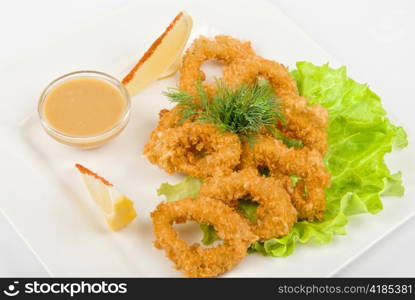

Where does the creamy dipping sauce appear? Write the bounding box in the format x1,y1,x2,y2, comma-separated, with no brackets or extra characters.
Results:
39,71,130,149
43,77,126,137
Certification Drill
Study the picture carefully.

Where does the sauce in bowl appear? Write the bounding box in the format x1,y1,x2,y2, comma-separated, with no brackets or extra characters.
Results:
38,71,130,148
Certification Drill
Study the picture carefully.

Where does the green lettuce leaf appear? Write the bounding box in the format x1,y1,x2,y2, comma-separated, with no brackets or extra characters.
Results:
382,172,405,197
199,223,220,245
290,175,302,188
157,176,202,202
238,200,259,221
252,62,407,256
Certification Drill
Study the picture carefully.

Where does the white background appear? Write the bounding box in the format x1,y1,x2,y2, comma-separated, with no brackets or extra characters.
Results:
0,0,414,277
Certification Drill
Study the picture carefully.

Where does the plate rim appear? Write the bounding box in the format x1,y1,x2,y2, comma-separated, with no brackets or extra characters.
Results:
1,0,413,277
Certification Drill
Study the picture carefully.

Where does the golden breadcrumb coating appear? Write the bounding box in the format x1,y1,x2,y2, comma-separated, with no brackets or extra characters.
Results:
144,121,241,178
239,135,330,221
151,197,258,278
199,168,297,241
179,35,256,95
223,56,298,98
278,94,328,155
153,105,183,130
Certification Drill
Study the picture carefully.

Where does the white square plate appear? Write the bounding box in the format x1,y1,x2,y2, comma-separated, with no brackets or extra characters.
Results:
0,0,414,277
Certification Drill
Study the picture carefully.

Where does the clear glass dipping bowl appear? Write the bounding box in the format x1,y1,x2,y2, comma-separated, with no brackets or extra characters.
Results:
38,71,131,149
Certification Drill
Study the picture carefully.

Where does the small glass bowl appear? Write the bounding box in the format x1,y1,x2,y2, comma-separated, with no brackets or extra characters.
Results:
38,71,131,149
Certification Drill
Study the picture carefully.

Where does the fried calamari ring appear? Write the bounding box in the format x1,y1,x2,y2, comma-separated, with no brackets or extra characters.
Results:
144,122,241,178
223,56,328,155
276,94,328,155
179,35,256,95
151,197,258,278
199,168,297,241
223,56,298,98
239,135,329,221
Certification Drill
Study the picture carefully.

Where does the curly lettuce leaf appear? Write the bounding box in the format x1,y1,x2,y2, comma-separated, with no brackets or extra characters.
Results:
199,223,220,245
157,176,202,202
252,62,407,256
238,199,259,221
382,171,405,197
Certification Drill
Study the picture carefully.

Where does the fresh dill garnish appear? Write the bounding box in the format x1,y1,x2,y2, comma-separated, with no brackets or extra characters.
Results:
163,80,283,141
163,88,200,122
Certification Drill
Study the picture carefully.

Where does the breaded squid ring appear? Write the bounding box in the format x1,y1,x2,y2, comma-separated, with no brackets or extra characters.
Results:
199,168,297,241
179,35,256,95
223,56,328,155
144,122,242,178
222,56,298,98
276,94,328,155
239,135,330,221
151,197,258,278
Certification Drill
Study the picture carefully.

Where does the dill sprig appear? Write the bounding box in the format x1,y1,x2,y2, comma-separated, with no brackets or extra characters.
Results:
164,80,283,141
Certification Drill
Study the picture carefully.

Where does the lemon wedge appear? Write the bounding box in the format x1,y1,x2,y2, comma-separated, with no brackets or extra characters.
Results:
122,11,193,95
158,58,181,80
75,164,137,231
